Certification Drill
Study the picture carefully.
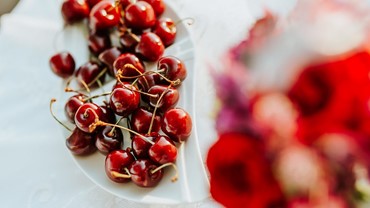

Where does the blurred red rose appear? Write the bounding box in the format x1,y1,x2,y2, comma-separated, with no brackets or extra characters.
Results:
206,133,285,208
288,51,370,144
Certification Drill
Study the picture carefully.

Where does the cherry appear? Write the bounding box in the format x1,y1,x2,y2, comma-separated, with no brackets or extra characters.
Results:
131,107,161,134
135,32,164,62
113,53,145,78
88,33,111,56
89,0,120,32
129,159,163,187
131,132,157,159
105,149,135,183
153,18,176,47
149,135,177,164
162,108,192,142
119,31,140,53
157,56,187,82
124,1,156,30
61,0,90,24
67,128,97,155
98,47,122,76
65,94,86,123
142,0,165,17
119,0,134,10
75,102,104,133
147,85,179,111
96,126,123,154
137,73,161,93
86,0,102,8
100,104,116,123
109,84,140,116
75,61,105,88
49,52,76,78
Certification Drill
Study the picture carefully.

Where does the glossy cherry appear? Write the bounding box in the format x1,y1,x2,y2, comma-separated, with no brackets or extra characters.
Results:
153,18,176,47
64,94,86,123
49,52,76,78
113,53,145,78
147,85,179,111
88,33,112,56
75,61,105,88
66,128,97,155
149,135,177,164
129,159,163,187
61,0,90,24
131,132,157,159
105,149,135,183
96,126,123,154
89,0,120,32
131,107,161,134
162,108,192,142
124,1,156,30
142,0,165,17
119,31,139,52
75,102,104,133
98,47,122,76
157,56,187,82
137,73,162,92
109,84,140,116
135,32,164,62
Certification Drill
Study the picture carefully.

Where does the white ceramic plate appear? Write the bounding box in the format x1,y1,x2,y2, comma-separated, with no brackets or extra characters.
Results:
61,1,210,206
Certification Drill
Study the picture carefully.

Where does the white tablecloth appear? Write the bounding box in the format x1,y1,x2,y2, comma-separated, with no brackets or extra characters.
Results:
0,0,295,207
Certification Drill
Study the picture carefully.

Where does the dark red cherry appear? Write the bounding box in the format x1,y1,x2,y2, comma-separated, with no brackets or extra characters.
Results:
135,32,164,62
105,149,135,183
131,132,157,158
147,85,179,111
109,84,140,116
113,53,145,78
65,94,86,123
49,52,76,78
142,0,165,17
86,0,102,8
119,31,139,52
75,103,104,133
162,108,192,142
129,159,163,187
96,126,123,154
124,1,156,30
75,61,105,87
100,104,116,123
149,135,177,164
153,18,176,47
98,47,122,76
66,128,96,155
137,73,161,92
61,0,90,24
89,0,120,32
157,56,187,82
131,107,161,134
88,33,111,56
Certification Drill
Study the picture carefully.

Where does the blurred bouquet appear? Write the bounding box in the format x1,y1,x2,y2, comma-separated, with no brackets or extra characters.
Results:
206,0,370,207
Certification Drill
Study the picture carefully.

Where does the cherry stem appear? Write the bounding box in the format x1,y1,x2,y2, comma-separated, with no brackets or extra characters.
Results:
116,76,159,98
110,171,131,179
87,67,107,87
49,99,73,132
93,120,155,145
82,91,111,102
108,116,124,137
151,70,181,86
174,17,195,27
147,84,172,134
151,163,178,182
65,77,91,94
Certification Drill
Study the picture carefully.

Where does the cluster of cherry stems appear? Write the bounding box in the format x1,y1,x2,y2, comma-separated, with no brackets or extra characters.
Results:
49,0,192,188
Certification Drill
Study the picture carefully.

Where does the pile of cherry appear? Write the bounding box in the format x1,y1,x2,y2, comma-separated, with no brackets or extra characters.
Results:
49,0,193,188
